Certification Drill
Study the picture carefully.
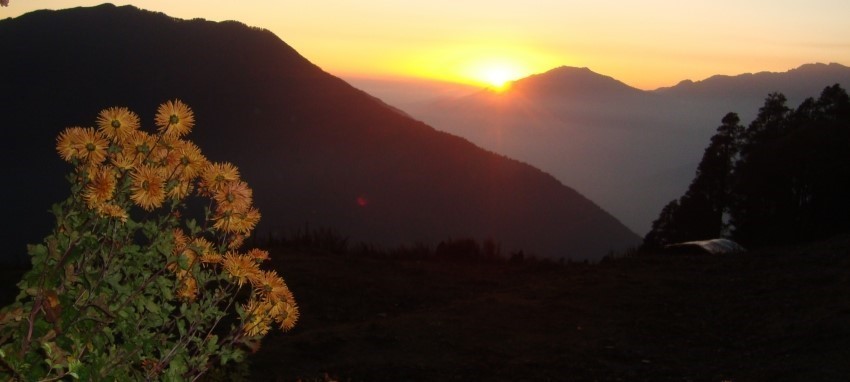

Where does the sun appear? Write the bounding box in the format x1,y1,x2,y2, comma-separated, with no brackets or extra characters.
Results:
397,45,557,91
466,60,526,91
481,66,517,89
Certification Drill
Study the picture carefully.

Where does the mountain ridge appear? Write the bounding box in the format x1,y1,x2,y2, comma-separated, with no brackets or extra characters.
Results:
653,62,850,96
508,66,644,97
398,62,850,235
0,4,640,262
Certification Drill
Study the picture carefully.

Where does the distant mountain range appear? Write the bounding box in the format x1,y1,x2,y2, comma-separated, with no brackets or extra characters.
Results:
0,4,640,263
386,63,850,234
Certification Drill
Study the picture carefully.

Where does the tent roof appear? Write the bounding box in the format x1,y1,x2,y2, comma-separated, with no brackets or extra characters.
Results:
665,238,745,255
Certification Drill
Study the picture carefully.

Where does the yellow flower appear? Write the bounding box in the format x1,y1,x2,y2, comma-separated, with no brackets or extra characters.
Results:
222,252,260,287
174,141,207,180
130,164,166,211
94,202,128,222
242,299,272,337
56,127,85,162
77,163,100,182
275,301,299,332
250,270,292,304
76,127,110,165
150,135,181,170
110,152,136,171
56,127,109,164
167,179,193,200
201,252,223,265
172,228,189,252
176,273,198,302
155,99,195,138
199,162,240,195
214,181,253,213
122,130,154,158
227,234,246,250
177,247,199,271
191,237,213,254
167,228,190,272
196,237,222,265
246,248,269,262
83,166,117,208
213,207,261,235
97,106,140,142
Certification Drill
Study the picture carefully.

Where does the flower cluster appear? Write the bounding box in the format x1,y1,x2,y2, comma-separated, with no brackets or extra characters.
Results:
56,100,297,335
56,102,207,214
0,100,299,381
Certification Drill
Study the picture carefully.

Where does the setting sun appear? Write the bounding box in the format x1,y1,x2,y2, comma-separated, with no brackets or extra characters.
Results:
396,44,558,89
458,56,534,90
475,62,524,90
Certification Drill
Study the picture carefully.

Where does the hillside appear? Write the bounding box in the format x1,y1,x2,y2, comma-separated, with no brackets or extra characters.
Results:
246,238,850,381
2,237,847,381
0,4,639,263
401,63,850,235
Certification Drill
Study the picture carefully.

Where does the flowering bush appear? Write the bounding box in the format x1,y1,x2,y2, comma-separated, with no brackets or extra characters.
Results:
0,100,298,380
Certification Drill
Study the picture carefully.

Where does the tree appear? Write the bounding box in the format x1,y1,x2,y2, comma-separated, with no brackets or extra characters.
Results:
642,113,743,249
731,85,850,246
642,199,681,249
729,93,793,246
647,85,850,250
742,92,791,150
688,112,743,235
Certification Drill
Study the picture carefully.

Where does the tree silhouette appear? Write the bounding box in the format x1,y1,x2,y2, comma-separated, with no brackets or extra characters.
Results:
646,85,850,250
731,85,850,246
643,199,681,249
643,113,743,249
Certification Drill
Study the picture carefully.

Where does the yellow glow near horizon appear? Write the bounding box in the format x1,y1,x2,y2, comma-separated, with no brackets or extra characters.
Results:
466,60,525,90
3,1,850,90
395,44,561,89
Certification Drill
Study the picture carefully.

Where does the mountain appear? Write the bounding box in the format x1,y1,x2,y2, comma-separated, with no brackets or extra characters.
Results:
509,66,643,99
394,63,850,235
0,4,640,263
657,63,850,99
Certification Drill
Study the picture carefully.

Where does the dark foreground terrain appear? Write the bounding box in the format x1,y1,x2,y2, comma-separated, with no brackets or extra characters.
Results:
245,238,850,381
3,237,849,381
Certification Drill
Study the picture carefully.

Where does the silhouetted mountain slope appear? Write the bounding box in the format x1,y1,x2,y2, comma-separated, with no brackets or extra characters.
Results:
510,66,643,98
656,63,850,100
0,4,639,263
405,63,850,235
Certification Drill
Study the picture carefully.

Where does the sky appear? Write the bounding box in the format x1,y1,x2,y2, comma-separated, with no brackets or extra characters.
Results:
3,1,850,89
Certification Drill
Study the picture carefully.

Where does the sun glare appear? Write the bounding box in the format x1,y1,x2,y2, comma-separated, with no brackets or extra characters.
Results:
458,59,527,92
398,45,560,91
480,65,519,90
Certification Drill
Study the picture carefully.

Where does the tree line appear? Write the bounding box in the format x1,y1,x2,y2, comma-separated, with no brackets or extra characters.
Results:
643,84,850,250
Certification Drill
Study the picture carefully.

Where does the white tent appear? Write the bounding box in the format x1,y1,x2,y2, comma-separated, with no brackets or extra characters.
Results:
664,238,745,255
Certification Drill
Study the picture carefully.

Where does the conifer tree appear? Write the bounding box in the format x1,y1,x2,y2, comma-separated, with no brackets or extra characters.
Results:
643,113,743,248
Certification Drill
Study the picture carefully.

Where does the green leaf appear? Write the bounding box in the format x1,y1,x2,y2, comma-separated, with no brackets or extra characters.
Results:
144,298,160,314
186,218,199,235
206,335,219,353
178,253,191,271
27,243,47,258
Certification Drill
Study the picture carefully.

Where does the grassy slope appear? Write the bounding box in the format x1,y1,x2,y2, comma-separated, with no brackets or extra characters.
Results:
2,238,848,381
251,239,850,381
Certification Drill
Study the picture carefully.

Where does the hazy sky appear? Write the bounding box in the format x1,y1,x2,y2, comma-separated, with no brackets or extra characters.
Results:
4,1,850,89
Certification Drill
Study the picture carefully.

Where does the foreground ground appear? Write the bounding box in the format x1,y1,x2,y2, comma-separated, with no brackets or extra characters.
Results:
244,238,850,381
2,238,849,381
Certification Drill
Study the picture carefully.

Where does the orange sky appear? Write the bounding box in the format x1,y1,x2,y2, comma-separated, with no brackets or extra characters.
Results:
4,1,850,89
